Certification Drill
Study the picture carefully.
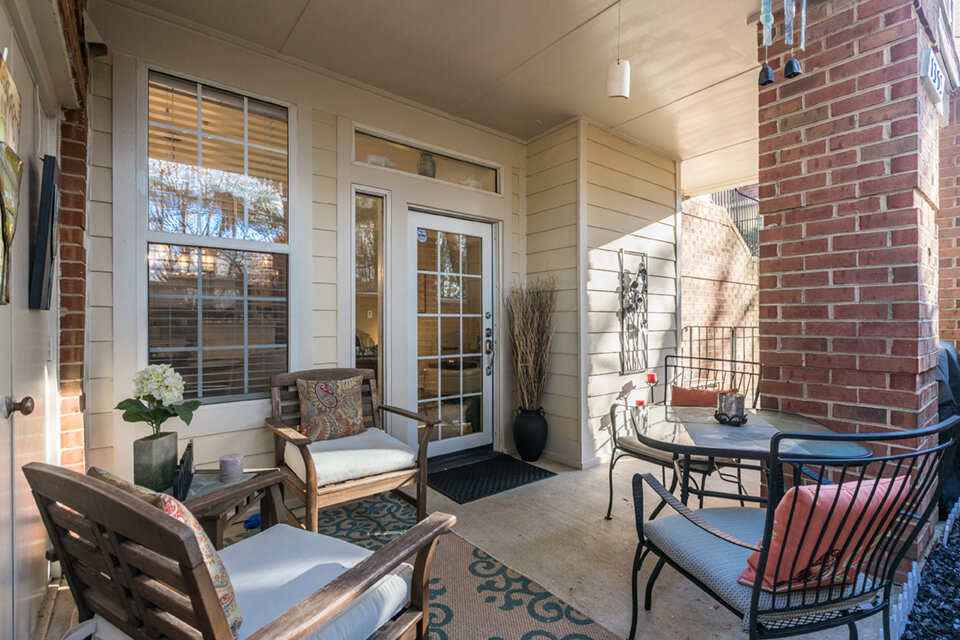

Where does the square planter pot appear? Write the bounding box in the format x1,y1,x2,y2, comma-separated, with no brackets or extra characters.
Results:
133,431,177,491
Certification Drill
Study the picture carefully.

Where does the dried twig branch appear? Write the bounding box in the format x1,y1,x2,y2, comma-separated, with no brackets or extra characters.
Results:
505,278,557,410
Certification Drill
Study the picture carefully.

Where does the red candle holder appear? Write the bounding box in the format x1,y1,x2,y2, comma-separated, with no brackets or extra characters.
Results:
646,372,658,384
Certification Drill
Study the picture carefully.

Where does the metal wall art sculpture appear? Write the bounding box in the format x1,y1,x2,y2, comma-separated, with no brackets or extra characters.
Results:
618,249,648,375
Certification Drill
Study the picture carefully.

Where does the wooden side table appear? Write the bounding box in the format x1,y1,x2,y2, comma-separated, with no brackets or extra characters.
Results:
182,468,286,549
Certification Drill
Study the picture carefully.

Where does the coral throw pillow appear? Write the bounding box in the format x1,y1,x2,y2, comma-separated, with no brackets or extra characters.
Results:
86,467,243,638
297,376,365,441
671,385,737,407
738,475,909,593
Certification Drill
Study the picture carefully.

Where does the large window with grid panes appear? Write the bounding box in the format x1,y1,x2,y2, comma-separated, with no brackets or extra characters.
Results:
146,71,289,402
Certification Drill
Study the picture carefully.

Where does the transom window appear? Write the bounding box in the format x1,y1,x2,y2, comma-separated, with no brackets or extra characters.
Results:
146,71,289,401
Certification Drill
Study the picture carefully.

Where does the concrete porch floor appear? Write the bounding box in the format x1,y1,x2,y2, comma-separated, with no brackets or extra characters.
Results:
428,455,886,640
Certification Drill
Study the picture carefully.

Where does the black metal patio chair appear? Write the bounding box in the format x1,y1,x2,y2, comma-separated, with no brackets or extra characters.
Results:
604,356,761,519
605,400,715,519
664,354,761,407
667,354,762,504
629,415,960,640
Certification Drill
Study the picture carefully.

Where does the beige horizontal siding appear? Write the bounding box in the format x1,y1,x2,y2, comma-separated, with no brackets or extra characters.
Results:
86,56,115,471
583,124,678,462
312,110,338,368
525,122,581,466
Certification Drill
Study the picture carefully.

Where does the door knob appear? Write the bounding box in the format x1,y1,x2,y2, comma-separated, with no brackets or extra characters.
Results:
4,396,35,418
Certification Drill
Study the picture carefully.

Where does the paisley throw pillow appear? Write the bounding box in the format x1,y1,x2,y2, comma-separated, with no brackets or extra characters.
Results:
297,376,365,441
158,495,243,638
86,467,243,638
87,466,163,508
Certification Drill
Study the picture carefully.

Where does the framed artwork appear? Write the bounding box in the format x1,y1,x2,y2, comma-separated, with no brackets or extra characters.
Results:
29,155,59,309
0,55,22,306
0,144,23,305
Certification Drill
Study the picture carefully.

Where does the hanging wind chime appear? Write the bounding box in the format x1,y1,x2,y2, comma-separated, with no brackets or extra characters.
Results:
759,0,806,86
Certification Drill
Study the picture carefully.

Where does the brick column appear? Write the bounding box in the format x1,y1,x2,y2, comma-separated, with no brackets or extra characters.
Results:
757,0,942,557
939,93,960,344
59,107,88,472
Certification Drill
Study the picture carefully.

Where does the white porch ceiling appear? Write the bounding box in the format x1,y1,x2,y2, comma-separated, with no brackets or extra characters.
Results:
107,0,761,195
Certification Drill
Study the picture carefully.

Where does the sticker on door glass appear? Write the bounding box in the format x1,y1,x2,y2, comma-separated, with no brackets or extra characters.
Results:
417,228,428,243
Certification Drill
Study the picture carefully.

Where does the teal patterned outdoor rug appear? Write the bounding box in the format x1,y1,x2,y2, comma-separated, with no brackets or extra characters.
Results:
225,493,620,640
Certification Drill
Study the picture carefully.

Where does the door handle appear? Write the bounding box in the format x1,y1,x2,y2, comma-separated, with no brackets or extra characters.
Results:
4,396,35,418
484,338,495,376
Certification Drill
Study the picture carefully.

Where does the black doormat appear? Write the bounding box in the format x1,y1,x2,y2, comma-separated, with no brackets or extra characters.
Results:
426,453,557,504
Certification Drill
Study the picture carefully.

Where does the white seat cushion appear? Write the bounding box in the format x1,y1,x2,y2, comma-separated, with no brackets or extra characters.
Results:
91,524,411,640
226,524,412,639
285,427,417,487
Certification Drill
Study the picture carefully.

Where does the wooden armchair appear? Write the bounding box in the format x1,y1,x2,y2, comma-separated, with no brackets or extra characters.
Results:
266,368,436,532
23,462,454,640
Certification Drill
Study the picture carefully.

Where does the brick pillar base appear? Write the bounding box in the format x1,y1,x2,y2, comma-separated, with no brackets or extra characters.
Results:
59,107,88,471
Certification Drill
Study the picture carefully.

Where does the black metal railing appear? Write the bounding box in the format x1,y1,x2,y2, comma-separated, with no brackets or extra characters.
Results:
680,325,759,364
709,188,760,256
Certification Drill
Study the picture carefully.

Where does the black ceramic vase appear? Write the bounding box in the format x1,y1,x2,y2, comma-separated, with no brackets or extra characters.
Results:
513,408,548,461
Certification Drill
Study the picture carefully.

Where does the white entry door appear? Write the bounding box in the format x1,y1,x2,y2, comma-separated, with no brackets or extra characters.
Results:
409,212,494,456
0,22,55,637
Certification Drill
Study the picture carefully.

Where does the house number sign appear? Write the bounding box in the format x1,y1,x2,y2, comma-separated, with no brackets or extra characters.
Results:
921,48,946,115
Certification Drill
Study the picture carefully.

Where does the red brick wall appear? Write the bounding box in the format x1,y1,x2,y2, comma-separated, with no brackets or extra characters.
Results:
59,108,88,472
55,0,89,472
681,196,759,332
939,93,960,344
757,0,942,561
758,0,940,427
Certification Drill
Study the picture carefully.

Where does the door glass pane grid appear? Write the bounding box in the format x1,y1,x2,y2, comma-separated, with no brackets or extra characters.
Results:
416,228,484,442
148,243,288,402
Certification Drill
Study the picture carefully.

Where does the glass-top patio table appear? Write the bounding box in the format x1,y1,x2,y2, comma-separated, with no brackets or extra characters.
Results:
629,404,872,505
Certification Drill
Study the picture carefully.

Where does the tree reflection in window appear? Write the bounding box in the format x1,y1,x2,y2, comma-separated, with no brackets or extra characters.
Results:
147,71,288,243
146,71,289,403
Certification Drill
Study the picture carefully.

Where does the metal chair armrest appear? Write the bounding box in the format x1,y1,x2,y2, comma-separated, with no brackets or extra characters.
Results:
639,473,761,551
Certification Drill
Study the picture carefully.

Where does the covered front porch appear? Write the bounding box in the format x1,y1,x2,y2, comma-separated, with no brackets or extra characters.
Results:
3,0,960,638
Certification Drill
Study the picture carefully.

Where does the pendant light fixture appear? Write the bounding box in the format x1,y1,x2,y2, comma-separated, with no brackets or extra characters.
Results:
607,0,630,98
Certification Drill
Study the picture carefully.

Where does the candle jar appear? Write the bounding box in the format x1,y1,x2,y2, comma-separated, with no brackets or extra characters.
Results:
630,399,647,430
715,392,747,426
219,453,244,483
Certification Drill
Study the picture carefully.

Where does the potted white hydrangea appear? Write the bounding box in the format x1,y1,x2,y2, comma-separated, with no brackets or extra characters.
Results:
116,364,200,490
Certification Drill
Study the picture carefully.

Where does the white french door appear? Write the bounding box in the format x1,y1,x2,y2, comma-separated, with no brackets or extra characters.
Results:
408,211,494,456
